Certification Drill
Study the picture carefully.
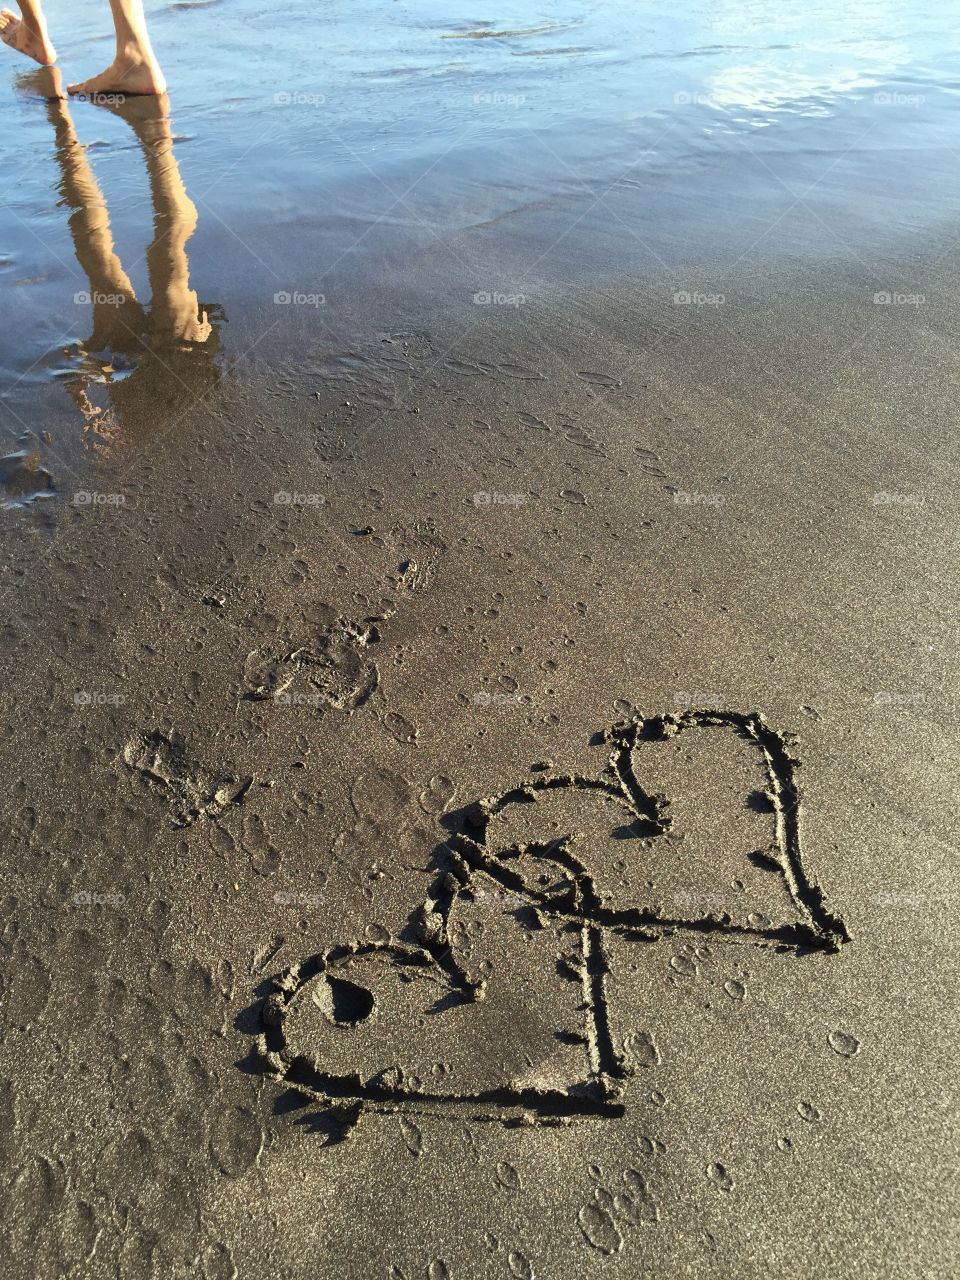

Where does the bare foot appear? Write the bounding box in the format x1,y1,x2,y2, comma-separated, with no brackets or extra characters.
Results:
0,8,57,66
89,89,173,133
68,51,166,99
14,65,66,99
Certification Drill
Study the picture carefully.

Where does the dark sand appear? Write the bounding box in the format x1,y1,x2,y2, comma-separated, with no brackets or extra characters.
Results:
2,238,957,1277
1,3,959,1278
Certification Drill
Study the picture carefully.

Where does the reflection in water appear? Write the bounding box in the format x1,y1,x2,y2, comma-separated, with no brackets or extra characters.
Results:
37,67,223,457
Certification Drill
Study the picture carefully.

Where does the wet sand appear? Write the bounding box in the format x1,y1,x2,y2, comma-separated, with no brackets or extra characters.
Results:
2,242,957,1277
1,3,959,1278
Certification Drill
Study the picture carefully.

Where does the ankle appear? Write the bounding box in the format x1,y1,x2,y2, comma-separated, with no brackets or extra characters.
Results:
117,40,152,68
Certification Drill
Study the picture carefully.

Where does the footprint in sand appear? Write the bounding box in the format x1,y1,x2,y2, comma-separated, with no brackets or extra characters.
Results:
122,730,253,829
254,710,848,1125
242,614,380,711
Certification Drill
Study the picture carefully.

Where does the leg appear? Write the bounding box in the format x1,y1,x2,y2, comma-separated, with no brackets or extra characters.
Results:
0,2,57,66
43,70,146,341
120,96,212,345
45,81,142,318
38,67,146,448
68,0,165,98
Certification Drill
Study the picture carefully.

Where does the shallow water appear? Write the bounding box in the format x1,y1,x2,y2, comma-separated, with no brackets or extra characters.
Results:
1,0,958,510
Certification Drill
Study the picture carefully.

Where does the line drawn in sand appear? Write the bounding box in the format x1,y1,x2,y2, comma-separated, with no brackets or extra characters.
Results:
252,710,850,1128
